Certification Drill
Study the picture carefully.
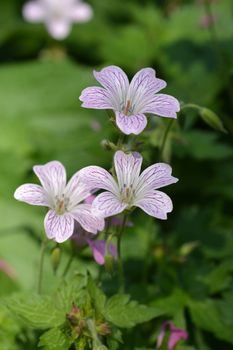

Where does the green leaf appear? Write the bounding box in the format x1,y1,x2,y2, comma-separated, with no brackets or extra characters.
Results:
38,328,72,350
188,299,233,343
104,294,163,328
6,294,65,329
87,276,106,314
200,108,227,133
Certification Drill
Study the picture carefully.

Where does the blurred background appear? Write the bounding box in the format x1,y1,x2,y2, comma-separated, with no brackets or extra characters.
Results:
0,0,233,349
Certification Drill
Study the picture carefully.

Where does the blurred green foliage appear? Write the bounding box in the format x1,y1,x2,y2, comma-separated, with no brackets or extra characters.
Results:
0,0,232,349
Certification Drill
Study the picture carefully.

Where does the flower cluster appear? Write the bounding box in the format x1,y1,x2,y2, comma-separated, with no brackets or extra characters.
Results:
14,65,179,264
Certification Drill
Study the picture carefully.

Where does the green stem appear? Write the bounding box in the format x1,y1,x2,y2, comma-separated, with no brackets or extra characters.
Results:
117,213,128,293
38,239,47,294
159,119,174,161
62,251,74,278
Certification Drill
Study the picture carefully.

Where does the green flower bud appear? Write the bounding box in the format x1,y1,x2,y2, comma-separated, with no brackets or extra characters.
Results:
200,108,226,133
50,246,61,273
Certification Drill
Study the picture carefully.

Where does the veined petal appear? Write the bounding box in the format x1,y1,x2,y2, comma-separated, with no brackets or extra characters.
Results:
79,87,114,109
114,150,142,190
23,1,45,22
78,166,119,194
143,94,180,118
33,161,66,199
135,163,178,199
46,19,71,40
71,204,105,234
70,2,93,22
93,66,129,110
134,190,173,220
14,184,48,206
127,68,167,112
115,112,147,135
92,192,127,218
44,210,74,243
65,171,90,209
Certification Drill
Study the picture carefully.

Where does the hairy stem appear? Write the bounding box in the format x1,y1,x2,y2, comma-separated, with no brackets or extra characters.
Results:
159,119,174,161
117,213,128,293
38,239,47,294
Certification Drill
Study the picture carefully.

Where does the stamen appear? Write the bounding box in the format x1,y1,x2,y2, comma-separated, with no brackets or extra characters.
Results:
123,100,131,115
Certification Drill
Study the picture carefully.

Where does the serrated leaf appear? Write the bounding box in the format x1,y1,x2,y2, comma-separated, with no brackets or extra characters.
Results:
38,328,71,350
6,294,65,329
104,294,163,328
87,276,106,314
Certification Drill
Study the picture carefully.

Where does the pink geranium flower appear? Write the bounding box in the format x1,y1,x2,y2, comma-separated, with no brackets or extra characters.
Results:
14,161,104,243
157,321,189,350
79,151,178,219
72,223,117,265
79,66,180,135
23,0,93,40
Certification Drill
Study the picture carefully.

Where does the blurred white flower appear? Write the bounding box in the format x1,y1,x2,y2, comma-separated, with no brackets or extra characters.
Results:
23,0,93,40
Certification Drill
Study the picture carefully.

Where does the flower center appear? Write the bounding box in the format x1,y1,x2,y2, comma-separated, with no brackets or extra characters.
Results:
55,195,69,215
120,184,135,205
123,100,132,115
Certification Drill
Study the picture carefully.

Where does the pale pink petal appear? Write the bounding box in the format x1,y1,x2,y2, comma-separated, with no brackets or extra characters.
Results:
44,210,74,243
78,166,118,194
65,171,90,208
92,192,127,218
33,161,66,198
143,94,180,118
0,260,17,280
14,184,48,206
115,111,147,135
71,204,105,234
135,163,178,198
80,87,114,109
127,68,167,112
93,66,129,110
114,150,142,190
87,239,118,265
23,1,45,22
46,19,71,40
84,194,95,205
134,190,173,220
70,3,93,22
168,328,188,350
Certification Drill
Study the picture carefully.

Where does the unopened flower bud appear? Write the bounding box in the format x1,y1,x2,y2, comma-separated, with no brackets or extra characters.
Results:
50,246,61,273
101,139,117,151
97,322,111,336
104,254,115,274
200,107,226,133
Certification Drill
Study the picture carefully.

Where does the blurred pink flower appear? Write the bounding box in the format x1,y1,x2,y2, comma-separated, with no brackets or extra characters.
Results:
199,14,217,28
14,161,104,243
157,321,188,350
80,66,180,135
0,260,17,280
79,150,178,219
23,0,93,40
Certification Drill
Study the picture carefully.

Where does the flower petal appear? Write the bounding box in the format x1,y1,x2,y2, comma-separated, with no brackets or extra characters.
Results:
168,328,188,350
70,2,93,22
46,19,71,40
92,192,127,218
23,1,45,22
87,239,118,265
14,184,48,206
134,190,173,220
71,204,105,234
65,171,90,209
114,150,142,190
78,166,118,194
93,66,129,110
79,87,114,109
33,161,66,199
115,111,147,135
143,94,180,118
135,163,178,199
44,210,74,243
127,68,167,112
